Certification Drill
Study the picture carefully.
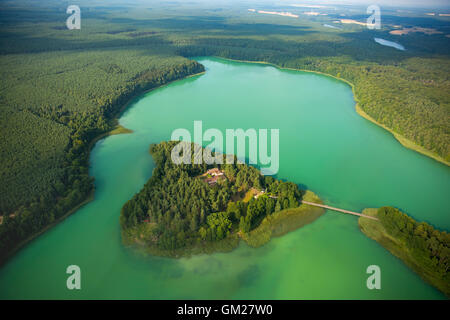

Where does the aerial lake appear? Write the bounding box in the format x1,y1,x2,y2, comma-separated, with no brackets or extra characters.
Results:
0,57,448,299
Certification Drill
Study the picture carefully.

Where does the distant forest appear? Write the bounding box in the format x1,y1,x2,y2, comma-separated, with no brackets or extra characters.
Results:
0,1,449,262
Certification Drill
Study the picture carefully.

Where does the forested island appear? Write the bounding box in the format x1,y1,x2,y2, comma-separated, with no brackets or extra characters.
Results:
120,141,325,257
359,207,450,297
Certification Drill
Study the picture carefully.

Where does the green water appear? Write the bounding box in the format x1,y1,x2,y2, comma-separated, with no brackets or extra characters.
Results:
0,57,448,299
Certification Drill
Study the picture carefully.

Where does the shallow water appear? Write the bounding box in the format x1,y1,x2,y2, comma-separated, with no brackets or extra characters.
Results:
0,57,447,299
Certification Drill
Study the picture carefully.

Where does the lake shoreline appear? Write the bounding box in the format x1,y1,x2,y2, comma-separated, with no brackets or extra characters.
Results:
359,208,449,297
213,56,449,167
123,193,326,259
0,124,132,266
0,191,94,267
2,57,447,299
0,70,206,266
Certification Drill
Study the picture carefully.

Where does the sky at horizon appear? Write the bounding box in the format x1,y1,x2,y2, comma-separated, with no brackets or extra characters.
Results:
1,0,449,11
186,0,450,9
275,0,450,9
90,0,450,10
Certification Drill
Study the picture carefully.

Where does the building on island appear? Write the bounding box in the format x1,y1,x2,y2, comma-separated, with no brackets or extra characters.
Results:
202,168,226,186
205,168,224,177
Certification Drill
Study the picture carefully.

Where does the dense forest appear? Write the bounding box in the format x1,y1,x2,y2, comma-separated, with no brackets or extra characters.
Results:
120,141,322,256
0,0,449,262
0,48,204,262
359,207,450,296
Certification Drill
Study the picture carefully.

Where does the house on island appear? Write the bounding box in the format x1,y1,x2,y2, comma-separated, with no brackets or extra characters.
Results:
205,168,224,177
206,175,220,186
254,189,266,199
202,168,226,186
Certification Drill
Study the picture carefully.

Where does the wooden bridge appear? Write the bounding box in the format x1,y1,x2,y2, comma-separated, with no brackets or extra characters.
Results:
301,201,379,221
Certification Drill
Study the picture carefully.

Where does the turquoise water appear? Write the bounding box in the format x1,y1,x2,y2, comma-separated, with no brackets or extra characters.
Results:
0,57,448,299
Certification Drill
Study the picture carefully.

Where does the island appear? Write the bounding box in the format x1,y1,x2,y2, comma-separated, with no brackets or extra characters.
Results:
120,141,325,257
359,206,450,297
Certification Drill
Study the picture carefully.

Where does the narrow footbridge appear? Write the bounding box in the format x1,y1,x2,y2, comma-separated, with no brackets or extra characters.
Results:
301,201,379,221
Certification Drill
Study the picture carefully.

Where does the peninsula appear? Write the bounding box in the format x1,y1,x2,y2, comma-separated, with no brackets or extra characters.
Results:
359,207,450,297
